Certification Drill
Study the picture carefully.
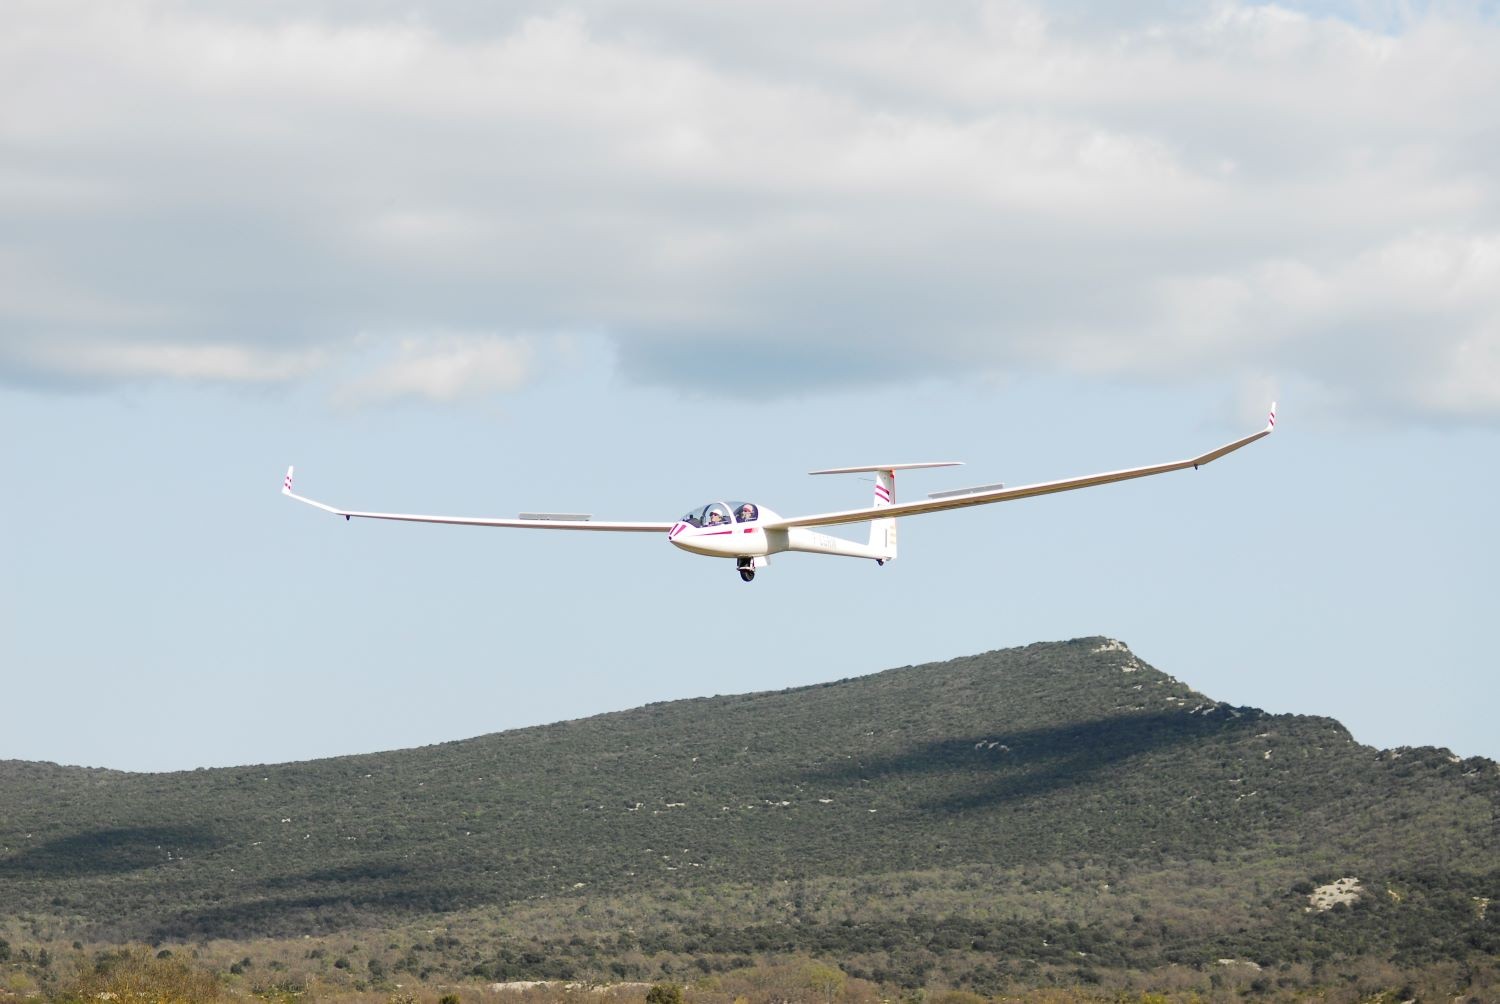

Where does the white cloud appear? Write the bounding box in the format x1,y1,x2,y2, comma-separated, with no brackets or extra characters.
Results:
5,336,326,386
1,1,1498,419
334,333,541,405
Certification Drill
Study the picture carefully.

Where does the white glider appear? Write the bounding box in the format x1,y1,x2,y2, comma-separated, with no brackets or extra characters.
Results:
283,403,1275,582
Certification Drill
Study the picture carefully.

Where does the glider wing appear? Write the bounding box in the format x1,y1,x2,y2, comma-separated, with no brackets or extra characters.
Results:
765,403,1276,532
280,468,673,533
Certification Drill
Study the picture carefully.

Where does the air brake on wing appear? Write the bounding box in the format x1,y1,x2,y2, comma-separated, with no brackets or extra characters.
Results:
927,482,1005,500
518,513,593,521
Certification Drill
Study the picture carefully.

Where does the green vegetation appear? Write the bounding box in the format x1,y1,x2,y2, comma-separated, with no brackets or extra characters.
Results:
646,982,685,1004
1,638,1495,1000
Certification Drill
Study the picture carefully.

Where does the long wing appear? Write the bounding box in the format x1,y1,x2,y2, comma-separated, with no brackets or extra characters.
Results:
280,468,674,533
766,403,1276,531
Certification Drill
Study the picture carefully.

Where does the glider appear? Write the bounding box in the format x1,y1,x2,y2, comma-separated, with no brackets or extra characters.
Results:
283,403,1275,582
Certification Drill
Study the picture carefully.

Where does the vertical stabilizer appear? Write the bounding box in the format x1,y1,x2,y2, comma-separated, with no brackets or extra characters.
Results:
869,468,897,560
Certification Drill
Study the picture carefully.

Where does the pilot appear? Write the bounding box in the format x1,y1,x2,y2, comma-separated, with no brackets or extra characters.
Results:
707,510,726,525
738,503,758,522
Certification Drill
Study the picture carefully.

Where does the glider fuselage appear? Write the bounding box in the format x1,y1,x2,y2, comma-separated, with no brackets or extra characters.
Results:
667,502,889,562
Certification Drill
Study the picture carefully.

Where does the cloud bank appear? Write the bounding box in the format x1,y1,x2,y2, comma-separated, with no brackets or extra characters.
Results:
2,1,1497,418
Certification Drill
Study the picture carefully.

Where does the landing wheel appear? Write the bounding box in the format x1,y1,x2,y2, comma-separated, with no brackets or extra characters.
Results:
736,557,756,583
739,568,755,582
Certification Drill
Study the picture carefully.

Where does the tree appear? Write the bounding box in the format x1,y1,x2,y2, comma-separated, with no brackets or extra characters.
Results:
804,962,846,1004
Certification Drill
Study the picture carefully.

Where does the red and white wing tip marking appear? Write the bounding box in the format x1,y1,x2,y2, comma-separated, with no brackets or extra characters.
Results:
282,466,295,493
1268,402,1277,429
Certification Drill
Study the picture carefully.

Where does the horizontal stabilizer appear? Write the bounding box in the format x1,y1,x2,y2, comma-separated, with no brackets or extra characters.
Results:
809,461,962,475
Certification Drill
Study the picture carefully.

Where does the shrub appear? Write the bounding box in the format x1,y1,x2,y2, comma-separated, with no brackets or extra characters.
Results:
68,946,223,1003
647,982,685,1004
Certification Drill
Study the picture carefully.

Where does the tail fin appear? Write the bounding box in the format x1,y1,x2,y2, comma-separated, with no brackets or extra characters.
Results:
869,468,897,560
807,461,962,563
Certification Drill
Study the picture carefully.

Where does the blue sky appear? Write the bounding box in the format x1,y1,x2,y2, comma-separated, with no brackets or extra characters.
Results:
2,1,1497,771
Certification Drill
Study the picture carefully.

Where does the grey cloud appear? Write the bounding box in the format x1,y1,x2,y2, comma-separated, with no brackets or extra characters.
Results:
2,1,1498,420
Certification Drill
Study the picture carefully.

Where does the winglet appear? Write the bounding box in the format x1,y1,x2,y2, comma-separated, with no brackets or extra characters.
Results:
280,467,346,516
1267,402,1277,432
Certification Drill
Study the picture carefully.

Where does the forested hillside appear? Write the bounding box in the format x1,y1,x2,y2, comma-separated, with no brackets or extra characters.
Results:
1,638,1495,996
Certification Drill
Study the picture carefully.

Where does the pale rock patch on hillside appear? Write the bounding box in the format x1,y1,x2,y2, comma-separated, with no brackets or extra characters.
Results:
1093,638,1148,673
1216,959,1263,971
1307,877,1363,912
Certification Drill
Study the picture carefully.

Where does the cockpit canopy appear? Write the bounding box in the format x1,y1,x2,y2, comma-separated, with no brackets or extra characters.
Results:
680,501,759,528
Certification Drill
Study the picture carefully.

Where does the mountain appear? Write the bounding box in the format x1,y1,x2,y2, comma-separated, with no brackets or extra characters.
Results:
1,638,1496,992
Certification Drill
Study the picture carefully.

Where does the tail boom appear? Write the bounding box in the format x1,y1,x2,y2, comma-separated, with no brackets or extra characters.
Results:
784,527,892,561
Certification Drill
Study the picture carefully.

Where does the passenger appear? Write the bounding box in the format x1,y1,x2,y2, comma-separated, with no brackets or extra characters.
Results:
738,503,758,522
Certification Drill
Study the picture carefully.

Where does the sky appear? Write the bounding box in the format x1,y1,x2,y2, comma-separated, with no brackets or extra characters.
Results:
3,0,1497,772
